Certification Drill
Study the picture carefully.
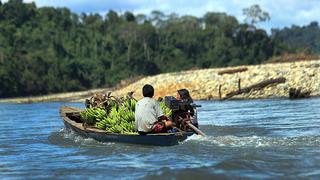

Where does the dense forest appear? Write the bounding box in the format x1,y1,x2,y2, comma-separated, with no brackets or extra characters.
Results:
0,0,317,97
272,22,320,54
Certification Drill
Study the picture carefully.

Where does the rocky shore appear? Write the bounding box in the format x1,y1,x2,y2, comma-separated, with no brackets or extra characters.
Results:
112,60,320,100
1,60,319,103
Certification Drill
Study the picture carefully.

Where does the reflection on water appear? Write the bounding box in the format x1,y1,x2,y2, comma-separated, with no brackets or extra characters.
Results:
0,98,320,179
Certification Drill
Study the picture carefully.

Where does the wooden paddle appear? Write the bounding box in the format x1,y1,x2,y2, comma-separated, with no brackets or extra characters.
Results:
177,114,206,136
186,122,206,136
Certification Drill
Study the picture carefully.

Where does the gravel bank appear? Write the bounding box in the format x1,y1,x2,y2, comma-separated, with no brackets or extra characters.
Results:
1,60,319,103
113,60,320,100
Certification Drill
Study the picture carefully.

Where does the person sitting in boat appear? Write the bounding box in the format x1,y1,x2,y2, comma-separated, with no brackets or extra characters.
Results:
174,89,198,128
135,84,173,135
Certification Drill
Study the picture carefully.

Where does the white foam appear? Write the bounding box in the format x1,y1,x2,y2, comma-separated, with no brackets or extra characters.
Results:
61,128,101,145
186,135,320,147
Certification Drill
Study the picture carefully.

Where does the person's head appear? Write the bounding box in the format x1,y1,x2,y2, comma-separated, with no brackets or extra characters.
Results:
142,84,154,98
177,89,193,102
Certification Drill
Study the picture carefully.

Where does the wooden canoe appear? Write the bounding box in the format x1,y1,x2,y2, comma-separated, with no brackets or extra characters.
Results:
59,106,191,146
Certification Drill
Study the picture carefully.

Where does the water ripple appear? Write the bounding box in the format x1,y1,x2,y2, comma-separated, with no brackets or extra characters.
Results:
0,99,320,179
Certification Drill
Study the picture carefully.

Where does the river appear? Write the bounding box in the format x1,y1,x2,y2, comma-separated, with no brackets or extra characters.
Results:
0,98,319,179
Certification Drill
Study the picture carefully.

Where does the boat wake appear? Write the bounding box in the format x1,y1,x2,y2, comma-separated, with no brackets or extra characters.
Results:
62,128,98,144
49,128,115,147
186,134,320,147
51,128,320,148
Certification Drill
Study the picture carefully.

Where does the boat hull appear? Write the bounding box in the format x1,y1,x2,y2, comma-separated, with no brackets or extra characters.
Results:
60,106,190,146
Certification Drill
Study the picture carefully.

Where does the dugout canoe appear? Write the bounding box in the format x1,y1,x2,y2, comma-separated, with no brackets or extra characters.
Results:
59,106,191,146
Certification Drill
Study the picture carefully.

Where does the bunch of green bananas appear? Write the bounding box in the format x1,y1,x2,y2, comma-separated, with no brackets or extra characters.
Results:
80,107,107,126
95,103,137,134
160,101,172,117
122,98,137,111
95,107,117,130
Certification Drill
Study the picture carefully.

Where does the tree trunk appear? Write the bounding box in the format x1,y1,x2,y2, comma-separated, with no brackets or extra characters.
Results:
223,77,286,100
218,67,248,75
219,85,222,100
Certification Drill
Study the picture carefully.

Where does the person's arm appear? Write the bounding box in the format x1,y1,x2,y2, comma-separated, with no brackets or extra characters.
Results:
154,101,164,118
158,115,169,121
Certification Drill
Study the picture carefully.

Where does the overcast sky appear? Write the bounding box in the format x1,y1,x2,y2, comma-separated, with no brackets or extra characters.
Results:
3,0,320,31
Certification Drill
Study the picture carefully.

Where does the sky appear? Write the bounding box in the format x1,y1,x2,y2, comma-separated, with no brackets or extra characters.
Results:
3,0,320,32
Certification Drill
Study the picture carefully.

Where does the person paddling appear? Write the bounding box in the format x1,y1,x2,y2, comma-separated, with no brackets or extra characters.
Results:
176,89,198,128
173,88,205,136
135,84,173,135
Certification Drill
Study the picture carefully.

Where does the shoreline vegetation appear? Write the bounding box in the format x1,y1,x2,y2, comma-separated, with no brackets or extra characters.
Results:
1,60,319,103
0,89,106,103
3,1,320,99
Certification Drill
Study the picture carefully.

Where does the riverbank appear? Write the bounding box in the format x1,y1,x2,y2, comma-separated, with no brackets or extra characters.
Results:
112,60,320,100
1,60,319,103
0,89,106,103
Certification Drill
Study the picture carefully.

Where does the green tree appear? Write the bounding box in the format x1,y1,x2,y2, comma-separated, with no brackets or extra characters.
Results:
0,1,290,97
243,4,270,26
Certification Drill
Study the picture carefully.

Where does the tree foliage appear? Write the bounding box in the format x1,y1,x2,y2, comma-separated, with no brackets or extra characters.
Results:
0,0,289,97
271,21,320,54
243,4,270,26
